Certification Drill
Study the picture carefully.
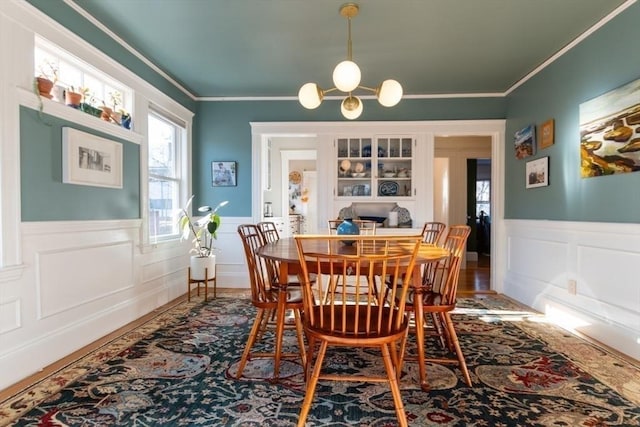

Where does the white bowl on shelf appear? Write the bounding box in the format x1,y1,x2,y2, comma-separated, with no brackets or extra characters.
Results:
383,172,396,178
351,172,366,178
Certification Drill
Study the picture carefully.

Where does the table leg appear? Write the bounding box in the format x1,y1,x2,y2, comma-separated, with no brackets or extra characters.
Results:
273,261,290,381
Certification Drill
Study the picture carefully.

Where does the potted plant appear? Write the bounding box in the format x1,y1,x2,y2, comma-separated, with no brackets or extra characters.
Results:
35,59,58,99
80,91,103,118
101,91,123,123
178,195,229,280
65,86,87,108
119,108,132,129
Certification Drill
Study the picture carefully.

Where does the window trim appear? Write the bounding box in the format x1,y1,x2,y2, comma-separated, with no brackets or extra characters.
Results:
146,107,188,245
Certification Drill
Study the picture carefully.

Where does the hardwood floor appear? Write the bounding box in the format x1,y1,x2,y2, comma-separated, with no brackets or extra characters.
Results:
458,253,493,295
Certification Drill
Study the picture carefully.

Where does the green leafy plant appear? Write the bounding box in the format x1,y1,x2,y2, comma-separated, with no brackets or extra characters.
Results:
178,195,229,257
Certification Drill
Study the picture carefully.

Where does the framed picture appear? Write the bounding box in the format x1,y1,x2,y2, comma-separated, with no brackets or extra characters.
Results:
62,127,123,188
526,156,549,189
514,124,536,159
579,77,640,178
212,161,237,186
540,119,555,149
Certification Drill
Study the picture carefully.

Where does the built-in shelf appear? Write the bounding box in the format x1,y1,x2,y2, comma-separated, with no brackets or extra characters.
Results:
17,86,143,145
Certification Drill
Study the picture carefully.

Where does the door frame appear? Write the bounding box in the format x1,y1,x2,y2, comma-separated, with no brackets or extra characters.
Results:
250,120,506,293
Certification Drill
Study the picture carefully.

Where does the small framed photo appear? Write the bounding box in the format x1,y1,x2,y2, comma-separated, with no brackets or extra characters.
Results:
212,161,237,186
526,156,549,189
62,127,123,188
514,124,536,159
540,119,555,149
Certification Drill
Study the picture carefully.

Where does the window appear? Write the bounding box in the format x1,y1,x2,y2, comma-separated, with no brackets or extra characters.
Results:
148,111,185,240
476,179,490,218
35,36,132,113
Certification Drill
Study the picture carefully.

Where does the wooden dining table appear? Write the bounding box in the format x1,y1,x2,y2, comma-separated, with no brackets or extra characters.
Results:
257,236,449,390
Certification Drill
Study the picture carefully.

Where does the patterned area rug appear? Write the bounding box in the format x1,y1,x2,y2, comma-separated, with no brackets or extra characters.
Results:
1,295,639,426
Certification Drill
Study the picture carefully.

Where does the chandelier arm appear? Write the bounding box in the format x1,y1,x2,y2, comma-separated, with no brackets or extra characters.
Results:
323,87,339,95
357,85,378,94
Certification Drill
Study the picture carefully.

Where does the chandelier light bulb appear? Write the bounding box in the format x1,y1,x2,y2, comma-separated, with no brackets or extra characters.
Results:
377,79,403,107
298,83,323,109
333,60,361,92
341,95,363,120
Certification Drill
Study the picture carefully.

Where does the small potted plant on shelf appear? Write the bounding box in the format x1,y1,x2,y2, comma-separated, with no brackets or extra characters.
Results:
80,91,103,118
118,108,132,129
101,91,122,123
178,195,229,281
35,60,58,99
65,86,87,108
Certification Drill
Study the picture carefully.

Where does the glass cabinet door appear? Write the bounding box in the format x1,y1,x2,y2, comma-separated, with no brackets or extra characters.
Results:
375,137,413,197
336,137,373,197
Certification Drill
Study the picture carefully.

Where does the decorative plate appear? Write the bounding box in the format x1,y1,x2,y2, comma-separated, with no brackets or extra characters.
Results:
289,170,302,184
378,181,399,196
362,145,386,158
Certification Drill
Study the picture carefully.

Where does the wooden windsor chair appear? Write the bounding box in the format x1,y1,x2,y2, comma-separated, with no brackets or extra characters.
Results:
421,221,447,245
294,234,423,427
401,225,472,390
235,224,306,381
418,221,447,288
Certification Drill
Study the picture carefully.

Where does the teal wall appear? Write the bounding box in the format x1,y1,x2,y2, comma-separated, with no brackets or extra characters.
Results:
193,98,506,216
20,107,140,221
26,0,640,223
26,0,196,113
504,2,640,223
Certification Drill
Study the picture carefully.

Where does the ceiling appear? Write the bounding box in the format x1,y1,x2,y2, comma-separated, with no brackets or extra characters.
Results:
70,0,629,100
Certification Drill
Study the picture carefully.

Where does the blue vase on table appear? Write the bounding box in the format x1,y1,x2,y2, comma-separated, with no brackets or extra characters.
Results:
337,218,360,245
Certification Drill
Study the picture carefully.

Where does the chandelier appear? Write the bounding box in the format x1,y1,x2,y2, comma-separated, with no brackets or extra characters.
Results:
298,3,403,120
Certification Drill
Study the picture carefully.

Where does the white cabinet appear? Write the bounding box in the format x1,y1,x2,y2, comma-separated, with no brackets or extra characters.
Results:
288,215,302,235
262,216,302,237
263,216,286,236
335,136,414,200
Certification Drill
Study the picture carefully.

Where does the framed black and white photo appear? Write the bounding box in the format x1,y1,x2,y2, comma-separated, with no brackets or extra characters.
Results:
526,156,549,189
212,161,237,186
62,127,123,188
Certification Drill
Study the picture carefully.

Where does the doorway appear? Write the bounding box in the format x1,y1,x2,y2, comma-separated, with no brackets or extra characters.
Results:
434,136,492,293
281,150,318,233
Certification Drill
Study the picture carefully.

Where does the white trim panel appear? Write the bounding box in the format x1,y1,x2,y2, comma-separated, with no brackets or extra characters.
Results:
503,219,640,360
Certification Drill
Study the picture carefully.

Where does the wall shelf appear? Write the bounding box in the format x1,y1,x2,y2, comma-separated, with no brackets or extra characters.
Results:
17,86,143,145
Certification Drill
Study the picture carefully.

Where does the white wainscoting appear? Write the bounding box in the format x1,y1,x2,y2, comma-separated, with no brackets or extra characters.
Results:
0,220,186,389
215,217,255,288
503,219,640,360
0,211,252,391
3,216,637,389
